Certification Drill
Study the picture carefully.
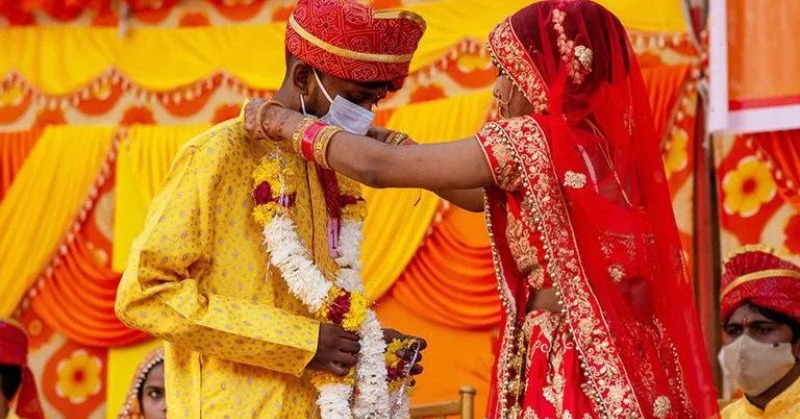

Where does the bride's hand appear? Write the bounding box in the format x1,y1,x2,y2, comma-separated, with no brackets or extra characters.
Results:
244,98,268,140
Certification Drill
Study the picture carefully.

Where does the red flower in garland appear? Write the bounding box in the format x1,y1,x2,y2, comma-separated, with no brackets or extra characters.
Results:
253,181,272,205
327,291,352,324
386,363,407,381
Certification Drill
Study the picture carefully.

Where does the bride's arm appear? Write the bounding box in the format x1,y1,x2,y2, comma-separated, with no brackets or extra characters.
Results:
254,101,495,192
434,188,485,212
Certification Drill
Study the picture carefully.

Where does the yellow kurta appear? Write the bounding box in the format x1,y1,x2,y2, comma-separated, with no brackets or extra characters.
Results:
722,377,800,419
115,114,346,418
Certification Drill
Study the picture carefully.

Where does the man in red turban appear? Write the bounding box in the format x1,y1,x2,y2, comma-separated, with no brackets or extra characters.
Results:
116,1,426,417
719,245,800,418
0,319,43,419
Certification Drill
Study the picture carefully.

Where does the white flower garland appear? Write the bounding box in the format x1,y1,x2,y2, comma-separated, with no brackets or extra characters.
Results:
263,214,402,419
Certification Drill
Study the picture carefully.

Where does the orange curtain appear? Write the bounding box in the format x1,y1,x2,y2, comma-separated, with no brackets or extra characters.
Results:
641,64,690,138
30,232,148,347
753,128,800,212
29,158,151,347
388,206,500,329
0,128,41,200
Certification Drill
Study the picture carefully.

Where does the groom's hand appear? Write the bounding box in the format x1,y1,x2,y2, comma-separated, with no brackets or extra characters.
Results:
308,323,360,376
384,328,427,377
366,126,392,143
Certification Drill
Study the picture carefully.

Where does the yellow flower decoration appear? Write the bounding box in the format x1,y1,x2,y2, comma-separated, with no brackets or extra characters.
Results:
252,203,279,226
343,203,368,221
56,349,103,404
385,338,417,394
663,128,688,177
310,369,356,387
318,287,369,333
338,177,363,199
342,292,369,332
722,157,776,217
252,154,298,196
338,177,367,221
385,339,410,369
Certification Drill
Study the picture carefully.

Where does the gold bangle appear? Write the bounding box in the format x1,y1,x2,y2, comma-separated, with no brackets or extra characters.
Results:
386,131,409,146
292,117,317,154
385,131,400,145
314,126,342,170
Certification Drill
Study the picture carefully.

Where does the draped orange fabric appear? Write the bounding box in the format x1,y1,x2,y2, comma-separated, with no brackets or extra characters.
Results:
29,158,150,347
752,128,800,212
389,206,500,329
641,64,690,138
0,128,41,201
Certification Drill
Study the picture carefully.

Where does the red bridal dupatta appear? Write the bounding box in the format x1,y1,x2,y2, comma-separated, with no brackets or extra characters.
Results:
476,2,719,418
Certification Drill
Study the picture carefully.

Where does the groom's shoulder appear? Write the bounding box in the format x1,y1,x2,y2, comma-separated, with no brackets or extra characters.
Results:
176,118,254,164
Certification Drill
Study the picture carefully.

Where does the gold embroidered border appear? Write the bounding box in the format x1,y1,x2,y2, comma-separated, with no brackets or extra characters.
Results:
483,191,520,418
487,19,549,113
495,116,644,418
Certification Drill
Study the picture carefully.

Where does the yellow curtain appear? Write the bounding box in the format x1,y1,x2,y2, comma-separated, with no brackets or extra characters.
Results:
362,90,494,299
0,125,114,316
112,124,211,271
0,0,686,95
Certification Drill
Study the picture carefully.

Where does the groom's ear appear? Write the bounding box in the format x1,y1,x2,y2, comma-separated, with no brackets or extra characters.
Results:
291,62,314,95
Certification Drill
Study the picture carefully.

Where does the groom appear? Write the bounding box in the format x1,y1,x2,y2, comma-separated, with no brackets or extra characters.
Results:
115,0,426,417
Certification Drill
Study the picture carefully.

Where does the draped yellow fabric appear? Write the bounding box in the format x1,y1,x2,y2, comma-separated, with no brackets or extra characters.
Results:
0,0,686,95
0,126,113,316
362,90,494,299
112,124,211,271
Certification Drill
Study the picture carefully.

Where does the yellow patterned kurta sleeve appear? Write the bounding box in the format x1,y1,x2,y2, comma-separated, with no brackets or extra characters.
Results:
115,125,319,378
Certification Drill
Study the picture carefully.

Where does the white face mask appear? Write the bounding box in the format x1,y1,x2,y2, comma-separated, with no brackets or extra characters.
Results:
721,334,797,396
309,69,375,136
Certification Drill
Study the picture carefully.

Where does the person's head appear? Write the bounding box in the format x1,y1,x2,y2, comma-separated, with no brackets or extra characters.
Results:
137,360,165,419
280,0,426,118
283,53,394,118
724,303,800,352
0,320,42,419
0,365,21,418
119,347,165,419
720,246,800,397
489,0,631,120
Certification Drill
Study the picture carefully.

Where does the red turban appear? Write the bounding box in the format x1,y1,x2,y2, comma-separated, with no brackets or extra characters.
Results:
0,320,43,419
720,245,800,323
285,0,426,90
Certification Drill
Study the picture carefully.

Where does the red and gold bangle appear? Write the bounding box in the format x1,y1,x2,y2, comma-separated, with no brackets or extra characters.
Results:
292,117,317,154
301,120,327,162
314,125,342,170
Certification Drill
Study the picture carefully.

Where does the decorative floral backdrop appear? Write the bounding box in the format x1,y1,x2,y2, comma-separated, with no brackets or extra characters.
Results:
0,0,705,417
716,130,800,259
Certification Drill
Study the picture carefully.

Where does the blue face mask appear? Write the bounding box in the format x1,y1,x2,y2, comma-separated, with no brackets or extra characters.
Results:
311,69,376,136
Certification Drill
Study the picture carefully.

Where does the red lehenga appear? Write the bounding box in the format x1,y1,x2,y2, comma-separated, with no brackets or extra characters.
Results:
476,2,720,418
